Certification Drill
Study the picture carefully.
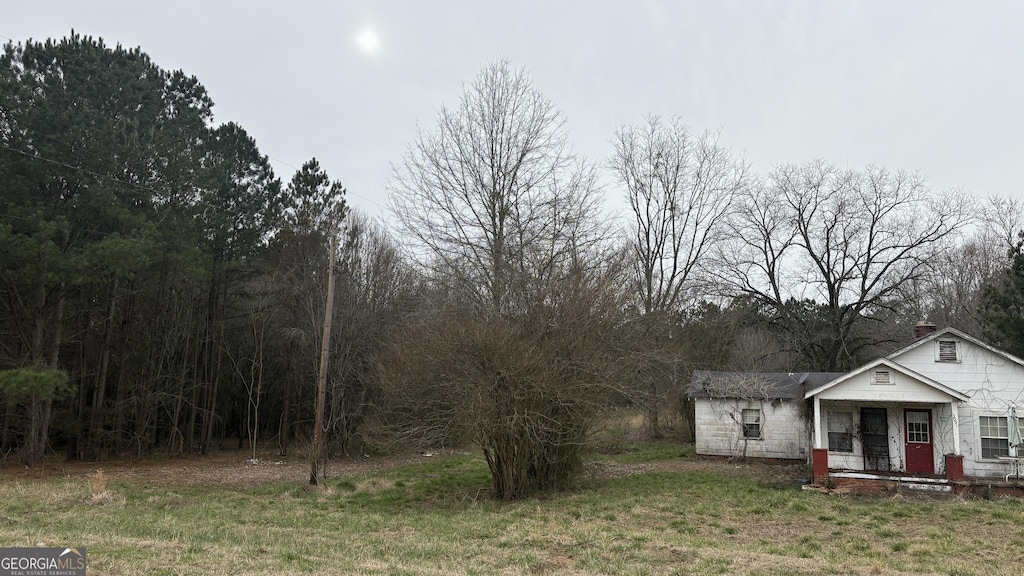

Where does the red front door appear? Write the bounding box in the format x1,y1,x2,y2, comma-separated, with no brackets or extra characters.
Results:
905,409,934,475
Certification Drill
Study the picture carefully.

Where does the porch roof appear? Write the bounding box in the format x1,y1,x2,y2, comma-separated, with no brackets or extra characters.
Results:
803,358,969,402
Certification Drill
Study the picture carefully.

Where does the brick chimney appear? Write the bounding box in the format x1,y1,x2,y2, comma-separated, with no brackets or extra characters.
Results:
914,320,937,339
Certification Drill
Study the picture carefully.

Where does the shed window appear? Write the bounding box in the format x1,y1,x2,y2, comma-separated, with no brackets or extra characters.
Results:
937,340,959,362
827,411,854,453
741,409,761,439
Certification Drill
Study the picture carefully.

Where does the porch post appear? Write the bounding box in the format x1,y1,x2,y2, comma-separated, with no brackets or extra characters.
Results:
813,396,822,449
946,401,965,486
812,448,830,485
811,396,830,486
950,401,960,456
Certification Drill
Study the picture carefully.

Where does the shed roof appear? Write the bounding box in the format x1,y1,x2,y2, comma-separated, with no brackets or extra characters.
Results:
689,370,844,400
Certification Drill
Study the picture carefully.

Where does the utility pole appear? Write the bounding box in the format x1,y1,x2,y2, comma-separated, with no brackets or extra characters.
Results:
310,234,337,485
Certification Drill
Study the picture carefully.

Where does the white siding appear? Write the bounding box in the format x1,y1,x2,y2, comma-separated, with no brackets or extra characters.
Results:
893,337,1024,478
894,336,1024,401
815,369,955,404
694,398,806,459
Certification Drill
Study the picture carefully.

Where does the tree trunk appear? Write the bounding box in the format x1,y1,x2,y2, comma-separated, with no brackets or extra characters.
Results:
0,400,13,455
646,380,661,440
89,277,120,456
112,282,136,455
279,360,292,456
24,283,64,465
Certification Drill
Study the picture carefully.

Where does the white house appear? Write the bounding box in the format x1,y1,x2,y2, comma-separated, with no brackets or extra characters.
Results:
690,326,1024,484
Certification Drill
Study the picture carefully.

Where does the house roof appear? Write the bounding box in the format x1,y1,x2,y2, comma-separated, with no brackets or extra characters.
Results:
885,326,1024,369
689,370,844,400
691,326,1014,403
802,358,970,402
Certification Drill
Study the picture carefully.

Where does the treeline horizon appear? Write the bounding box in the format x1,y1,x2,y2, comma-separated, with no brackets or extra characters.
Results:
2,34,1023,497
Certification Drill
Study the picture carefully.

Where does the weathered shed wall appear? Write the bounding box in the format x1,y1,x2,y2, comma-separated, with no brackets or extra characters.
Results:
694,398,807,460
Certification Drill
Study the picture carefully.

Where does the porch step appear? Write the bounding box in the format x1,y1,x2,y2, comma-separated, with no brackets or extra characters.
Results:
829,471,952,493
831,472,948,484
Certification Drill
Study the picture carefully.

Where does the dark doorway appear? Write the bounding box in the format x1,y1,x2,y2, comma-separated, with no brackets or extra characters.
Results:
861,407,890,471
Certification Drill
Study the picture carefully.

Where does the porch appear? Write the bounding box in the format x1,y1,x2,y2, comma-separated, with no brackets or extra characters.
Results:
806,465,1024,498
811,449,965,492
804,359,970,484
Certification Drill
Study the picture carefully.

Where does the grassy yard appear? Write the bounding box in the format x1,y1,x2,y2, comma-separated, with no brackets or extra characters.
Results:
2,444,1024,575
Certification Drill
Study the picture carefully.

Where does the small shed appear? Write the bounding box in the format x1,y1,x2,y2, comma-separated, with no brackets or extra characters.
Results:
688,371,842,460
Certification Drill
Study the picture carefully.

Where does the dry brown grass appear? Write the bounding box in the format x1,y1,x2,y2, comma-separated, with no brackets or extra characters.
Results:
0,448,428,487
355,477,395,493
3,434,1022,575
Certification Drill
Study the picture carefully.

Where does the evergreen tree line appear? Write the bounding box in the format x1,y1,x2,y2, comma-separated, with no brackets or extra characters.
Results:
0,34,411,465
2,36,1023,498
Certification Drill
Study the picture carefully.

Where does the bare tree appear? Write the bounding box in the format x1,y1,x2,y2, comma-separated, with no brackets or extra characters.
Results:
229,276,274,462
610,115,746,315
981,194,1024,254
719,161,972,370
325,213,419,458
913,194,1024,335
608,115,746,437
389,60,601,315
376,256,628,500
911,235,1002,335
383,61,619,499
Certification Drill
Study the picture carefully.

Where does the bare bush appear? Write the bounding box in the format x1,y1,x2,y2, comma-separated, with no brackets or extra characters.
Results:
376,264,626,500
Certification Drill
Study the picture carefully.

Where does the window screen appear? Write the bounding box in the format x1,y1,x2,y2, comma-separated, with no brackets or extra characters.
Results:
741,409,761,439
827,411,853,453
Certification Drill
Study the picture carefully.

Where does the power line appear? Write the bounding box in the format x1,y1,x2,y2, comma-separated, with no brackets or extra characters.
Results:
0,144,161,196
7,124,387,213
0,143,392,248
5,119,136,171
265,154,387,210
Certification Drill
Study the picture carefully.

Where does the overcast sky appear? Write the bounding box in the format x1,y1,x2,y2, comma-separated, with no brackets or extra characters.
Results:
6,1,1023,222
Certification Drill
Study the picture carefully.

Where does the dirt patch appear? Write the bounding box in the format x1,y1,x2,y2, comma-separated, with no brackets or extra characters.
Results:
0,448,432,488
583,457,806,483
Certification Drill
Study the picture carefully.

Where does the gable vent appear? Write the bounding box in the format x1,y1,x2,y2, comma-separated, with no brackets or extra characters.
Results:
873,370,891,385
938,340,958,362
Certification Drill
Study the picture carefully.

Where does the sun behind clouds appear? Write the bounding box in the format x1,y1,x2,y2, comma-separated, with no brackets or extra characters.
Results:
355,27,381,55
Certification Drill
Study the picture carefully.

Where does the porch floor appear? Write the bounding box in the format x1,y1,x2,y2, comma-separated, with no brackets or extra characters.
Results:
827,471,952,493
809,470,1024,497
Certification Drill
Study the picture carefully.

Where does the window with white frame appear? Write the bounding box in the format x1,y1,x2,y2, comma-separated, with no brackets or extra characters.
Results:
827,411,854,453
937,340,959,362
906,411,930,443
980,416,1010,459
741,409,761,439
979,415,1024,459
